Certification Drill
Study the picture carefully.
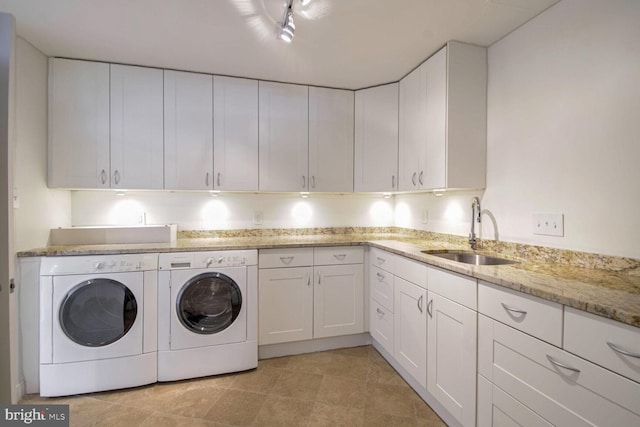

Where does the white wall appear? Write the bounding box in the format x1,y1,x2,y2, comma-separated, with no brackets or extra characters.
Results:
398,0,640,259
71,191,395,230
14,38,70,251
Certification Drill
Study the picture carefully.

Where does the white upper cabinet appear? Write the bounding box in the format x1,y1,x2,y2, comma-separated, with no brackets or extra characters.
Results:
259,81,309,192
399,41,486,191
213,76,259,191
48,58,110,188
110,64,164,189
308,87,354,192
354,83,399,192
164,70,213,190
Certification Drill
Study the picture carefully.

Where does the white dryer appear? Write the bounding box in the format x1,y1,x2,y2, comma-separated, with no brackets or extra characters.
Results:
39,254,158,397
157,250,257,381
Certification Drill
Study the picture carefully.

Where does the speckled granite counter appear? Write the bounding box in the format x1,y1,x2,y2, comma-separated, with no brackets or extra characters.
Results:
18,228,640,328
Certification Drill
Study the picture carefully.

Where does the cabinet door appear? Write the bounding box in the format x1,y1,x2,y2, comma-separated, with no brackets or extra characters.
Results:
427,292,477,427
393,277,427,388
313,264,364,338
110,64,164,189
354,83,399,192
258,267,313,345
423,47,447,190
308,87,354,192
398,64,427,191
48,58,110,188
164,70,213,190
214,76,259,191
259,81,309,192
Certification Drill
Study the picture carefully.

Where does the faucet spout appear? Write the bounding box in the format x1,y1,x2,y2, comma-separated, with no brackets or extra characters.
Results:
469,197,481,250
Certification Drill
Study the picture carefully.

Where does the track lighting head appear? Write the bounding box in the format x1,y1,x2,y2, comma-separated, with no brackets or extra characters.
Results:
278,0,296,43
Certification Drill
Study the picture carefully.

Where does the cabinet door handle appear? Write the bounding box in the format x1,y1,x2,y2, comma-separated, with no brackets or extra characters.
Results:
307,272,311,287
100,169,107,185
417,295,424,313
376,272,385,280
501,302,527,316
205,172,210,187
419,171,424,186
113,170,120,185
427,298,433,318
318,273,322,285
546,355,581,373
312,176,316,189
607,342,640,358
376,308,384,316
392,175,396,189
302,175,306,189
217,173,221,187
333,254,347,261
411,172,417,186
280,256,294,265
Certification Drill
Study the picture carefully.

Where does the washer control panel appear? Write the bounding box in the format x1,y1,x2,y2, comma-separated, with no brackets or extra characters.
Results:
40,253,159,275
158,250,258,270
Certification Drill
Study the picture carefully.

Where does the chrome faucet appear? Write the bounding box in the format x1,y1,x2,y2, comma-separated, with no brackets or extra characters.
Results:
469,197,481,250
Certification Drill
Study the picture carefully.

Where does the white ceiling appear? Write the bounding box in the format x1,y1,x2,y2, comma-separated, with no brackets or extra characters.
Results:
0,0,558,89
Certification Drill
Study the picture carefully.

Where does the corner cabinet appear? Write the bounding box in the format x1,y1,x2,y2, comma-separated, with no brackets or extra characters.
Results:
354,83,399,192
258,81,309,192
48,58,110,188
398,41,487,191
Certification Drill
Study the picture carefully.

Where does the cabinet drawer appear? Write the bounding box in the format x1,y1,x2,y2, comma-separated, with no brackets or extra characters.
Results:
564,306,640,383
369,247,395,273
478,281,562,346
259,248,314,268
314,246,364,266
370,299,394,355
427,266,477,310
394,256,426,289
370,265,393,311
479,315,640,427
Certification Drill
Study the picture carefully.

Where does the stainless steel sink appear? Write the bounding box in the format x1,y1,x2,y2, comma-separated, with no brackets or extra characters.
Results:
422,251,519,266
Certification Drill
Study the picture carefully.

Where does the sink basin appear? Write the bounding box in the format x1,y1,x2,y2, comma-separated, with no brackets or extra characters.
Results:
422,251,518,266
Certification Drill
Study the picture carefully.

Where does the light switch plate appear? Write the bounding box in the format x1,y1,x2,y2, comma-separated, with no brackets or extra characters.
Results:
532,212,564,236
254,211,263,225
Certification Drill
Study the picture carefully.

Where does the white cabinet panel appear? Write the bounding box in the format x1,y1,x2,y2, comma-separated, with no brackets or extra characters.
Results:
259,248,314,269
398,63,426,191
369,247,395,274
423,47,447,190
309,87,354,192
370,299,394,355
394,276,427,388
427,266,477,310
214,76,259,191
354,83,398,192
164,70,213,190
427,292,476,427
394,255,426,289
370,265,393,311
313,246,363,266
258,266,313,345
110,64,164,189
259,81,309,192
48,58,110,188
313,264,364,338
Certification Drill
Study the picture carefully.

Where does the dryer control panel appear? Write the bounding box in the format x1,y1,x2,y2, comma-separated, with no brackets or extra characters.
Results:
158,250,258,270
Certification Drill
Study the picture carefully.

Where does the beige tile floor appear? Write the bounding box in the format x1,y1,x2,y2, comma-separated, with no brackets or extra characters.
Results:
21,345,446,427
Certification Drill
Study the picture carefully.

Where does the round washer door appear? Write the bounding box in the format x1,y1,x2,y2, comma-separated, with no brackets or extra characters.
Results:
177,272,242,334
59,278,138,347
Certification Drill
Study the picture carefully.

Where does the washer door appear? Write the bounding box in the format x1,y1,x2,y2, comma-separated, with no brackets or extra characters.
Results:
169,267,247,350
51,272,144,364
177,272,241,334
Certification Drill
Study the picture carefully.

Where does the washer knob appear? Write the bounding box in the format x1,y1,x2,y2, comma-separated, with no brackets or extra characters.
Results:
94,261,106,270
217,256,224,264
206,257,214,267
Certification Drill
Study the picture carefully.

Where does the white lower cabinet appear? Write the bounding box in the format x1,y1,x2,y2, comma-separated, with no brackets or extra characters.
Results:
427,291,476,427
478,314,640,426
258,247,364,346
393,276,427,388
369,299,394,355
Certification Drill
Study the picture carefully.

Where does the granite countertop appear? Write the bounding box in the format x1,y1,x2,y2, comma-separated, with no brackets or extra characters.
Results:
19,231,640,328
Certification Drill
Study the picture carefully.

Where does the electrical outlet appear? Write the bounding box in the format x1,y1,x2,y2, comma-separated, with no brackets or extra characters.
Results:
422,209,428,224
532,213,564,237
254,211,263,225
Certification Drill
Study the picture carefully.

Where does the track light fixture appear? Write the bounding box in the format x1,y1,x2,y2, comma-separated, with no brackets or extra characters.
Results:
278,0,310,43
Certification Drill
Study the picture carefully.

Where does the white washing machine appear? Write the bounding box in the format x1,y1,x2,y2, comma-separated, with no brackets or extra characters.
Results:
157,250,257,381
39,253,158,397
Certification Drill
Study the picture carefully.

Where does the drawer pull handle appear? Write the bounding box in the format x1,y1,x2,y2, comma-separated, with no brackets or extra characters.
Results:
333,254,347,261
417,295,424,313
307,273,311,287
280,256,294,264
418,171,424,186
376,257,385,264
546,355,581,373
607,342,640,358
376,272,385,280
427,298,433,318
376,308,384,316
501,303,527,316
412,172,417,186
